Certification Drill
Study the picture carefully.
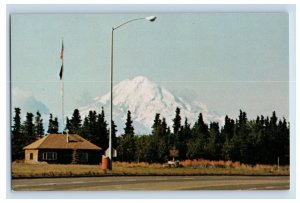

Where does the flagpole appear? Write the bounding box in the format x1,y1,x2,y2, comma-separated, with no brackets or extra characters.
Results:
60,39,64,134
61,62,64,134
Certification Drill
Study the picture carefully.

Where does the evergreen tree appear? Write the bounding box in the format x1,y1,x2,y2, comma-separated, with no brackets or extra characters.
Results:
117,134,136,162
135,135,152,162
145,135,159,163
247,118,264,164
152,113,162,135
65,117,71,133
52,117,59,133
47,114,54,134
89,110,97,132
278,118,289,165
148,115,169,162
11,107,23,160
111,120,118,149
230,110,250,163
222,115,235,140
171,107,182,150
69,109,82,134
21,113,36,146
177,117,191,160
153,116,169,139
196,113,209,137
181,118,192,140
161,118,169,136
157,136,169,162
259,115,270,163
191,113,209,159
172,107,181,134
80,117,90,139
124,110,134,136
265,111,289,165
206,122,222,160
117,110,135,162
34,111,44,138
221,115,235,160
158,117,170,162
81,110,97,141
47,114,59,134
96,108,109,150
269,111,279,163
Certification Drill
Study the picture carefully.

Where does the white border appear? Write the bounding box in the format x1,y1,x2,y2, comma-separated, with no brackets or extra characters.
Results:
1,1,298,201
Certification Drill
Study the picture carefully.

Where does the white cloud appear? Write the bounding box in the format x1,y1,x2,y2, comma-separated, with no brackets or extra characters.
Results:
11,87,49,114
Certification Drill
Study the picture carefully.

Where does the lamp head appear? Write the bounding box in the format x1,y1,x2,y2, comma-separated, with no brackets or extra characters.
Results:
145,16,157,22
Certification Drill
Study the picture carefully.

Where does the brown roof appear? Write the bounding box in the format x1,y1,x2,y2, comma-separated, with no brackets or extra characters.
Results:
23,134,102,151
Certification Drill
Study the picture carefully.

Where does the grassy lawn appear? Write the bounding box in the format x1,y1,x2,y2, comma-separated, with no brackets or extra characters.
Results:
11,160,290,178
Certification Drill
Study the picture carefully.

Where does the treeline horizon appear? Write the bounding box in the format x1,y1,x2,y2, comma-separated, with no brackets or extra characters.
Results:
11,107,289,165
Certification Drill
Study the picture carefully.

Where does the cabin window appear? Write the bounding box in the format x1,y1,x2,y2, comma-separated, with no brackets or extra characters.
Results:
42,152,57,160
78,152,88,162
30,153,33,160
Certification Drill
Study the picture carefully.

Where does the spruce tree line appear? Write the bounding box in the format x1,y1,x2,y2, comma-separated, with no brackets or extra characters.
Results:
11,107,289,165
11,108,45,160
119,108,289,165
65,107,116,152
11,107,114,161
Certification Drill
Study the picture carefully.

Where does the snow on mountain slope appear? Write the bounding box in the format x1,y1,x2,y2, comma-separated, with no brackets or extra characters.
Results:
80,76,223,135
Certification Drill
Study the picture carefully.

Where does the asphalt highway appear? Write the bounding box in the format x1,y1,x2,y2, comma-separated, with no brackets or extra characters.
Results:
12,175,289,191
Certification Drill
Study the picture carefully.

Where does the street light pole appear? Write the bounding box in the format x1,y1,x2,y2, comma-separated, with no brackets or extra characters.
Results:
108,16,157,170
109,27,114,170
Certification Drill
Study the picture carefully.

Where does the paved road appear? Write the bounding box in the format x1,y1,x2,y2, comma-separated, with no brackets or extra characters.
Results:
12,176,289,191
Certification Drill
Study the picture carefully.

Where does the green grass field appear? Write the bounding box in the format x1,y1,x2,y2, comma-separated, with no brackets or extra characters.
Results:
12,160,290,178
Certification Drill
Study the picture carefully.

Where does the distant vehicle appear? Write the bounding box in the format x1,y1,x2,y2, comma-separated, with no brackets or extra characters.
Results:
163,160,182,168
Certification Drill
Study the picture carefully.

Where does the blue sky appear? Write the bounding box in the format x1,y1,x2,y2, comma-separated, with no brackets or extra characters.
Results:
11,12,289,121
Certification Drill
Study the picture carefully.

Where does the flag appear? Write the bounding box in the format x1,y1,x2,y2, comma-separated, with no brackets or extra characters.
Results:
59,40,64,80
59,64,63,80
60,41,64,60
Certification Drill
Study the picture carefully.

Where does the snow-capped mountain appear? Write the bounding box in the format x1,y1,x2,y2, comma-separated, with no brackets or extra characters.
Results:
80,76,223,135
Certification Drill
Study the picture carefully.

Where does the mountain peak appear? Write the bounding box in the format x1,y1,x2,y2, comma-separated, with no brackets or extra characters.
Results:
131,75,151,83
80,75,222,135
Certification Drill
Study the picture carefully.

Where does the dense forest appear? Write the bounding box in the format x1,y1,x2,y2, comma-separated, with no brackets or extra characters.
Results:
11,107,290,165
